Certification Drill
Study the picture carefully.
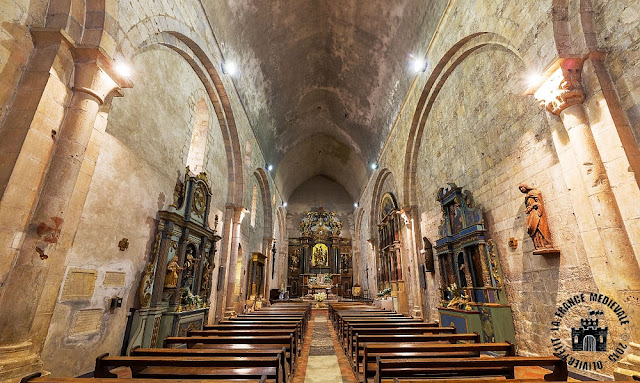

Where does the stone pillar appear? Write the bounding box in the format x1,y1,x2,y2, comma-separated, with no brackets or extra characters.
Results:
214,204,235,321
0,32,129,380
534,60,640,375
224,205,246,315
534,60,640,294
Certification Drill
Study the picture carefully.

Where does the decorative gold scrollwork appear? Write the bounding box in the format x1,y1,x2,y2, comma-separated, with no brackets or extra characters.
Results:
487,239,502,289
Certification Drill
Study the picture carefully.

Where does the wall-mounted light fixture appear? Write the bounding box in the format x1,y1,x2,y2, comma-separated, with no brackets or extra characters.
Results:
354,202,359,208
221,61,238,75
266,164,273,172
282,202,288,208
370,163,379,170
410,56,428,73
115,61,133,77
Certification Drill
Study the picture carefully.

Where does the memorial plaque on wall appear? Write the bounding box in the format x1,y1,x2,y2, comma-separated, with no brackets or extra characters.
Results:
103,271,126,287
69,309,103,336
61,268,98,300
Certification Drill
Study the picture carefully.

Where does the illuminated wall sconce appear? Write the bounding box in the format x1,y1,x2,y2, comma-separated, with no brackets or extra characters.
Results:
508,237,518,249
411,57,428,73
221,61,238,75
371,163,379,170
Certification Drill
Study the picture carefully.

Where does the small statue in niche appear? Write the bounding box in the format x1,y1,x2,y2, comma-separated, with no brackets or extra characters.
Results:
200,261,212,294
519,184,556,252
165,257,183,288
341,253,350,271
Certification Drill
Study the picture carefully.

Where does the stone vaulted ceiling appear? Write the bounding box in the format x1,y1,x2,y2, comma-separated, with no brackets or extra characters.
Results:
201,0,449,200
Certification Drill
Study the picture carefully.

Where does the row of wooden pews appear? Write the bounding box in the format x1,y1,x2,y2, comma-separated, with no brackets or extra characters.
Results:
329,302,572,383
23,302,311,383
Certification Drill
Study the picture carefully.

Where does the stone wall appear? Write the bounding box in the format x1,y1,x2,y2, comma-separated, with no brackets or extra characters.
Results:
39,44,231,377
353,0,640,378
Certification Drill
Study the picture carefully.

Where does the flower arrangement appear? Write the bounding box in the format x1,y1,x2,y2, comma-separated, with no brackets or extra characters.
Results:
376,287,392,298
182,288,203,308
314,291,327,302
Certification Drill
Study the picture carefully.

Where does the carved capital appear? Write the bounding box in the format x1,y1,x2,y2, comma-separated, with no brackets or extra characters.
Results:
534,59,585,115
31,28,133,104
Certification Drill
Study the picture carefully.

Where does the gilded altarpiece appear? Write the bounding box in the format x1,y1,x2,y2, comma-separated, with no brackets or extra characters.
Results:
434,183,516,345
287,207,352,298
125,171,221,352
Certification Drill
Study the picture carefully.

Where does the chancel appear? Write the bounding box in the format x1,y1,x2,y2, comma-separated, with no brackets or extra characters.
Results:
1,1,640,383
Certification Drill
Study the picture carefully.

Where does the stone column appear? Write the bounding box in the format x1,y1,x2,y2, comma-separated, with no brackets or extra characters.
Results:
224,205,246,315
534,60,640,294
0,36,128,379
214,204,235,321
534,61,640,372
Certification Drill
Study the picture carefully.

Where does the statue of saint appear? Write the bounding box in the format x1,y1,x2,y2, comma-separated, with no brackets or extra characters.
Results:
519,184,554,250
165,257,183,288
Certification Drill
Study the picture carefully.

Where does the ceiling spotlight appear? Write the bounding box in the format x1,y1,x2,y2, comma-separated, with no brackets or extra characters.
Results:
221,61,238,75
115,62,132,77
266,164,273,172
411,57,427,73
371,163,379,170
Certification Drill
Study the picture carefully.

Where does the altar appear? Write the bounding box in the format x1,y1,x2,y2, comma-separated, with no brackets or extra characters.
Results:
287,206,353,298
304,273,334,295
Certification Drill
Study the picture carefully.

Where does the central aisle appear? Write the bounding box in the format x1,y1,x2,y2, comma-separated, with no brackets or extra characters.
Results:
292,310,357,383
304,314,342,383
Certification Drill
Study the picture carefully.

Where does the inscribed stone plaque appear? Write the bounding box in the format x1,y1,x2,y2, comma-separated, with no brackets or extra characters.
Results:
103,271,126,286
69,309,103,336
61,268,97,300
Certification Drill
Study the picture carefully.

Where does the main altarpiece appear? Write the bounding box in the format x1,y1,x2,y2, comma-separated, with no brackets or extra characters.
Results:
287,207,353,298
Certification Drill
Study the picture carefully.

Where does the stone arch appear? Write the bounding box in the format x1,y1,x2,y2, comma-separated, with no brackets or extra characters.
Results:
369,168,392,240
123,24,244,207
551,0,592,57
403,33,523,208
45,0,119,56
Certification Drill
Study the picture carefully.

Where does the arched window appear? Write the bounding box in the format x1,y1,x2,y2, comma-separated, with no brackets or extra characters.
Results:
250,184,258,227
186,98,210,173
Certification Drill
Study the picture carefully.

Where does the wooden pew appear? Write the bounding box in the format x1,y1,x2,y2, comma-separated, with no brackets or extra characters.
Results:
227,317,307,337
337,318,424,341
389,380,624,383
352,333,481,365
94,353,283,383
22,375,266,383
373,356,568,383
164,335,296,370
345,325,447,353
359,342,515,382
131,346,289,380
188,329,298,359
346,326,455,361
203,323,302,348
